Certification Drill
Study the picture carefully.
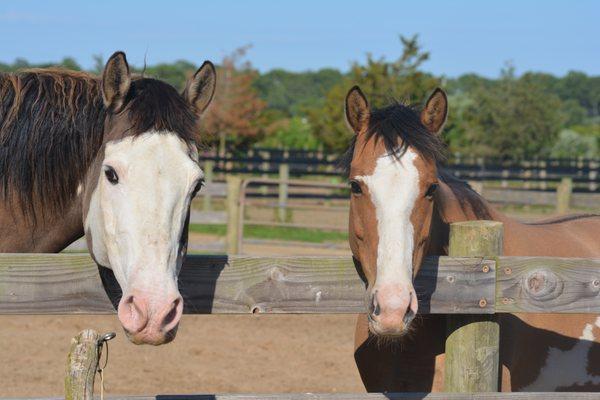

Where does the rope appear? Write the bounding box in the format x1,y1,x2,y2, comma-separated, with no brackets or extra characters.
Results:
96,332,116,400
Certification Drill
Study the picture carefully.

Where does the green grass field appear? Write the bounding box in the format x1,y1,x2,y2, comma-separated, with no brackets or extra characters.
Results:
189,223,348,243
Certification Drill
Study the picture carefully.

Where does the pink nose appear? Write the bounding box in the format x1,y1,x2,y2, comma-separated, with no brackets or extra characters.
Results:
368,285,418,335
117,292,184,345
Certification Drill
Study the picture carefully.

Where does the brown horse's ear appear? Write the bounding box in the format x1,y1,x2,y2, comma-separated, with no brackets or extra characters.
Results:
420,88,448,134
345,86,370,134
184,61,217,114
101,51,131,113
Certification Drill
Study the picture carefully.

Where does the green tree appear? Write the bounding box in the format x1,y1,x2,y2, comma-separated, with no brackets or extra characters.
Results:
306,35,440,151
254,68,343,116
551,129,599,158
259,117,318,150
459,65,566,158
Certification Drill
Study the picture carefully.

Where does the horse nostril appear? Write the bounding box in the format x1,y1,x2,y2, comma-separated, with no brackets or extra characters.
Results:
371,292,380,316
373,302,381,316
403,293,416,325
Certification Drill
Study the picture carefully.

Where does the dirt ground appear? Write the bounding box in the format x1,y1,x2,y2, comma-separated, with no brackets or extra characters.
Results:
0,314,364,397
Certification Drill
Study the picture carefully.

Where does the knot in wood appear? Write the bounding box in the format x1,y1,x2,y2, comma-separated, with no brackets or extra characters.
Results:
446,275,456,284
250,305,264,314
523,268,562,300
269,267,284,282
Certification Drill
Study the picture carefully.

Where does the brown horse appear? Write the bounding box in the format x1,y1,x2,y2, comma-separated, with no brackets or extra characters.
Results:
0,52,216,345
343,85,600,391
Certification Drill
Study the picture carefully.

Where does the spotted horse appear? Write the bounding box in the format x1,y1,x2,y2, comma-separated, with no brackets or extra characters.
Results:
342,85,600,391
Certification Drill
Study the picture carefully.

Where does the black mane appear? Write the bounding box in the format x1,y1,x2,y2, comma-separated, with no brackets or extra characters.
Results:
341,100,491,219
0,69,198,219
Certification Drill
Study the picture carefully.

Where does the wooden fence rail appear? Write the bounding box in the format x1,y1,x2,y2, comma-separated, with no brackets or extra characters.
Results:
1,253,599,315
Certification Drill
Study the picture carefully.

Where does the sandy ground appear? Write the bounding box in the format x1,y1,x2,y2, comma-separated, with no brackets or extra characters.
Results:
0,314,364,397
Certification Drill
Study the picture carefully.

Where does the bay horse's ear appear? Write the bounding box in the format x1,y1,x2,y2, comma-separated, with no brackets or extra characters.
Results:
345,85,370,134
101,51,131,113
184,61,217,114
420,88,448,134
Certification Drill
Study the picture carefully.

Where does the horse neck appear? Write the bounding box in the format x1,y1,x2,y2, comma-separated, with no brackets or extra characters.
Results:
0,194,84,252
426,180,517,256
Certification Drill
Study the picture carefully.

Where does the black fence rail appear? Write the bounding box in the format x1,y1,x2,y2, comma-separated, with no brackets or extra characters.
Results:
200,149,600,192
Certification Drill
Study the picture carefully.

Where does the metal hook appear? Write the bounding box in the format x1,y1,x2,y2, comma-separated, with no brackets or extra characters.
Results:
99,332,116,344
97,332,116,372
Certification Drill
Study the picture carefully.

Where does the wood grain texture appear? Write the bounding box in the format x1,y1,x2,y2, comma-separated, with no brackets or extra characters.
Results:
445,221,503,393
0,254,115,314
0,254,494,315
497,256,600,313
14,392,600,399
64,329,100,400
4,253,600,315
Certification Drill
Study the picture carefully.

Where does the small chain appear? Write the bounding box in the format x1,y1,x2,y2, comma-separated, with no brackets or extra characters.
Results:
97,332,116,400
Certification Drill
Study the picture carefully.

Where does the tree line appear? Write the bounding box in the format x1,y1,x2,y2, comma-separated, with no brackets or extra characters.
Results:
2,36,598,159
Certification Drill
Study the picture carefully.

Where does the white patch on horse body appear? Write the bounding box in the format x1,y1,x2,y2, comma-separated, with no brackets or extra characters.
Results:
84,131,202,295
521,316,600,391
356,149,420,288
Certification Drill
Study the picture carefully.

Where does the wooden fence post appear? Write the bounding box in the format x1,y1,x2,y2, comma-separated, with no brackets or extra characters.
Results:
278,162,290,223
226,176,242,254
444,220,503,393
65,329,100,400
202,159,214,212
556,177,572,214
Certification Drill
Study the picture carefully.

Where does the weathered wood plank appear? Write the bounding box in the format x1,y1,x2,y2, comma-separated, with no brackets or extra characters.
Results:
5,253,600,315
0,254,115,314
0,254,494,315
12,392,600,399
497,256,600,313
445,221,503,393
64,330,100,400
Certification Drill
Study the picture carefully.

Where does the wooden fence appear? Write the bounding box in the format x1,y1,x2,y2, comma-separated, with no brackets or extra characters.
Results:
200,150,600,192
3,221,600,398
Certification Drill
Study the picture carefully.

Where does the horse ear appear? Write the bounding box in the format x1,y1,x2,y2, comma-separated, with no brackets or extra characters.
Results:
420,88,448,134
345,86,370,134
184,61,217,114
101,51,131,113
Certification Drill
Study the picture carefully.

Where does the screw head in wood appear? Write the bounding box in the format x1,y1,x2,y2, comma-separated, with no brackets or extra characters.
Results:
482,265,490,273
504,267,512,275
479,298,487,308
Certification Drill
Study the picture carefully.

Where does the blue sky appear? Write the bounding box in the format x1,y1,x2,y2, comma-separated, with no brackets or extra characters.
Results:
0,0,598,77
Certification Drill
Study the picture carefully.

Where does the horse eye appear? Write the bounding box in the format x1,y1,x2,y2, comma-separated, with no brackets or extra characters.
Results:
192,179,204,197
350,180,362,195
425,183,438,198
104,166,119,185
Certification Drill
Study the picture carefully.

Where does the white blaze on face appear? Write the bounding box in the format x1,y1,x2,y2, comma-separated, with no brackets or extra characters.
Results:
356,149,420,292
85,132,202,296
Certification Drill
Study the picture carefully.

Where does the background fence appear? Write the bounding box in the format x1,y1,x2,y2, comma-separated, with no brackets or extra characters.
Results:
201,149,600,192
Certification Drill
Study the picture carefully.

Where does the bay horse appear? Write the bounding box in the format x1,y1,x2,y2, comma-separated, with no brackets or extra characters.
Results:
343,85,600,391
0,52,216,345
